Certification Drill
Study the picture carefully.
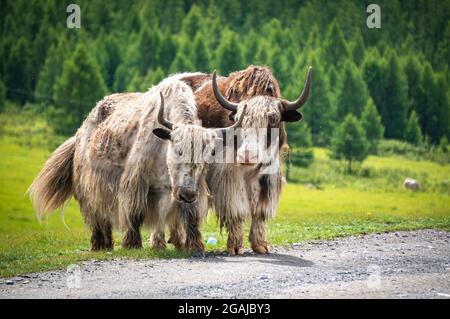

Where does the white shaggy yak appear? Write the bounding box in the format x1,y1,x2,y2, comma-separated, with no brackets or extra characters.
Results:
28,78,237,255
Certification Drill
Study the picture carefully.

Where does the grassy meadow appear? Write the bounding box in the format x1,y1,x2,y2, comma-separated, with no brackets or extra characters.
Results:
0,108,449,277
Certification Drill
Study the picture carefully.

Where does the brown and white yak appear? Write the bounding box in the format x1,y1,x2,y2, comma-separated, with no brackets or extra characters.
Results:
178,65,313,255
28,78,240,255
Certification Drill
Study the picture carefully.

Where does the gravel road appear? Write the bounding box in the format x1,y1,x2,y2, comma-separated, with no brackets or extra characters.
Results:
1,229,450,299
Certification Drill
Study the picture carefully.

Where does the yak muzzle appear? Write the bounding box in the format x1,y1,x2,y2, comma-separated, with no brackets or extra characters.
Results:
176,187,198,203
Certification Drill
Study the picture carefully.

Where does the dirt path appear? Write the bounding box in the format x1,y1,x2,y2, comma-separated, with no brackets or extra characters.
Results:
1,229,450,299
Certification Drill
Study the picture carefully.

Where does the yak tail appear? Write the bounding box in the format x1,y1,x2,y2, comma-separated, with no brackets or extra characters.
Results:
27,136,76,221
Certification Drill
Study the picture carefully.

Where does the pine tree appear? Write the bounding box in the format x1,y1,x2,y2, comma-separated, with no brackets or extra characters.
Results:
300,59,334,145
363,50,386,127
5,38,32,104
202,2,222,51
439,136,448,153
215,30,243,75
221,0,242,27
113,63,135,93
268,47,289,89
32,15,54,81
96,35,122,90
264,19,284,49
140,0,181,32
336,62,369,120
383,53,409,139
127,72,143,92
305,24,321,51
255,42,270,65
192,34,210,72
434,74,449,141
0,78,5,111
352,31,366,66
418,63,437,141
182,5,202,39
361,99,384,153
434,21,449,69
244,32,260,65
403,55,423,116
35,37,68,104
331,114,369,173
286,122,314,181
322,20,351,70
53,44,108,134
286,121,313,149
404,111,423,145
328,65,340,99
169,52,195,74
136,27,161,75
159,34,178,72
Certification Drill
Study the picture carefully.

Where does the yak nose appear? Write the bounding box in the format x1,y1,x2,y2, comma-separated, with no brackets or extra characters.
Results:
177,187,198,203
238,149,258,164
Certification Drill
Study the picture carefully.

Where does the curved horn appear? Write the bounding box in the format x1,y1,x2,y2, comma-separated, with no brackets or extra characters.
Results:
216,104,247,135
283,66,313,112
212,70,238,112
157,92,173,130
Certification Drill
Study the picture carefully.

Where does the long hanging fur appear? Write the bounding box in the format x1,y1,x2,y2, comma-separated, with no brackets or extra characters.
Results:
27,136,76,221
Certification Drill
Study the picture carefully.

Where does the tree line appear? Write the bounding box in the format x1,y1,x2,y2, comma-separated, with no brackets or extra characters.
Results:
0,0,449,150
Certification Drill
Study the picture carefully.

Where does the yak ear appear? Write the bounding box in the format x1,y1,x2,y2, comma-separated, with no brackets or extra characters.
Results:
152,128,172,140
281,111,303,122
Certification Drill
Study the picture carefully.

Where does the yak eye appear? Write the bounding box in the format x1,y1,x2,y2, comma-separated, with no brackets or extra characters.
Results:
178,149,183,156
211,149,215,156
266,87,273,96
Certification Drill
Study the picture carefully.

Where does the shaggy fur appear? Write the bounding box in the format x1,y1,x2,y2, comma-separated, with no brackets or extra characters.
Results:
28,136,76,221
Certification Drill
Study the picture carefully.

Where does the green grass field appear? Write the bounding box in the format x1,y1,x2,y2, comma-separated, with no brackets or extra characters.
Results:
0,110,449,277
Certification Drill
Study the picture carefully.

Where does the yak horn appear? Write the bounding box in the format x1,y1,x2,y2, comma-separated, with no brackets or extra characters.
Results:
216,104,247,135
212,70,238,112
157,92,173,130
283,66,313,112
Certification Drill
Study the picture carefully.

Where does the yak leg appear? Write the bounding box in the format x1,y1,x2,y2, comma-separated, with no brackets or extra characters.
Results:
249,213,269,254
122,213,144,249
182,203,205,257
103,222,114,249
249,173,280,254
226,217,245,256
90,221,114,251
91,225,106,251
168,215,186,251
150,224,166,250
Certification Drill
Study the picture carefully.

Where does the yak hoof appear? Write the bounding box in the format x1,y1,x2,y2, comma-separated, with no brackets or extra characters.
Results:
227,246,244,256
91,245,107,252
91,239,114,251
251,244,269,254
227,247,236,256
